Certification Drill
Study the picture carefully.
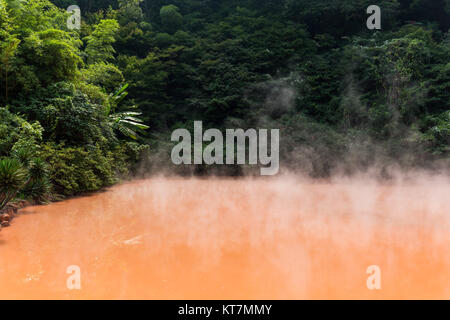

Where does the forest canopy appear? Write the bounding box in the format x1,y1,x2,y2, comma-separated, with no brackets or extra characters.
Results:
0,0,449,207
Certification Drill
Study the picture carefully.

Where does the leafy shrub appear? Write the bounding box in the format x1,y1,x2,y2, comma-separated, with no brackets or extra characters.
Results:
39,141,142,196
0,157,27,210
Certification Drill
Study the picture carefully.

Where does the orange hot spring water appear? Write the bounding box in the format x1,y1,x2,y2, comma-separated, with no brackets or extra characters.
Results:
0,176,449,299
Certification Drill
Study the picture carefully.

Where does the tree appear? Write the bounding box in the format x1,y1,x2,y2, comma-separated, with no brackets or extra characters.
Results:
107,83,149,140
0,0,149,202
160,5,183,34
85,19,120,64
0,37,20,101
83,61,124,92
117,0,144,25
21,29,83,85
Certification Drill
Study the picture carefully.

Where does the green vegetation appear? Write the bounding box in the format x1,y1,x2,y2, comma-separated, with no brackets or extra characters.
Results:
1,0,449,207
0,0,148,208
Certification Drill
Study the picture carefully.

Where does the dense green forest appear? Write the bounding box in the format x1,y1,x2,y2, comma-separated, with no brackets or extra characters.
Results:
1,0,449,209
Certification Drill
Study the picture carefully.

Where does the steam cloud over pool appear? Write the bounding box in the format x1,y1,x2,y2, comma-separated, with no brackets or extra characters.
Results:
0,175,449,299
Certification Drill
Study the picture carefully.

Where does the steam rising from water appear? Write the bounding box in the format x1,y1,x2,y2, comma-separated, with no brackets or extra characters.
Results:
0,174,449,299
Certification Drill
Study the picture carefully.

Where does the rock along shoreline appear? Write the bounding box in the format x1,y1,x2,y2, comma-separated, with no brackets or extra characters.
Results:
0,200,33,231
